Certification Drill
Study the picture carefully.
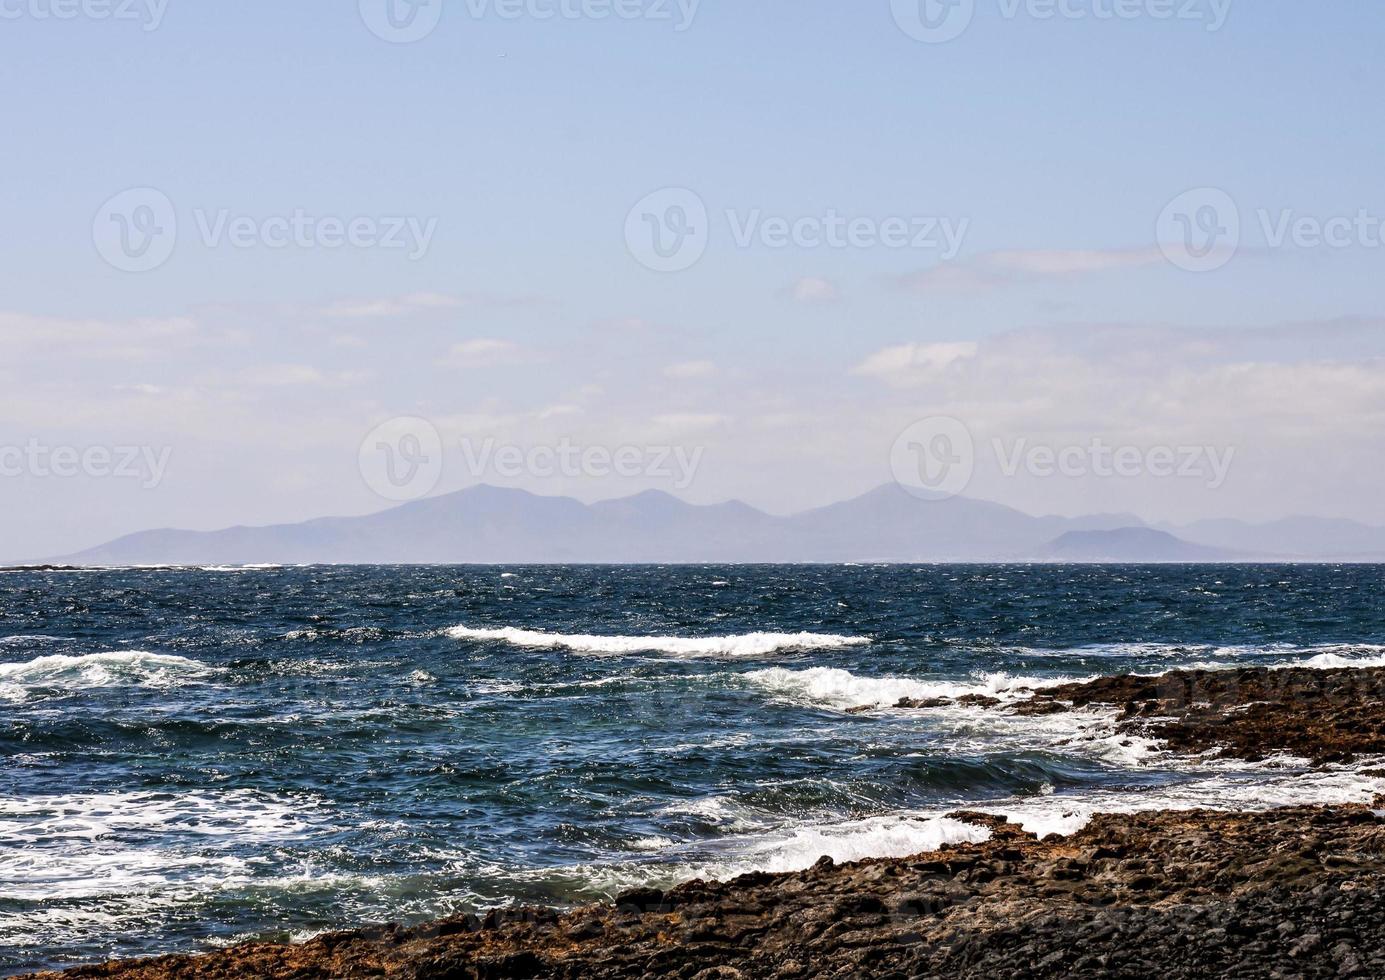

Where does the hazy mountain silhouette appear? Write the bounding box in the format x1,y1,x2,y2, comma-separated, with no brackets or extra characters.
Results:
1039,528,1239,563
54,484,1385,565
1159,516,1385,561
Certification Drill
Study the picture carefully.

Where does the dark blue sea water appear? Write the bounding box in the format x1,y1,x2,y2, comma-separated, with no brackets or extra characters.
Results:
2,564,1384,975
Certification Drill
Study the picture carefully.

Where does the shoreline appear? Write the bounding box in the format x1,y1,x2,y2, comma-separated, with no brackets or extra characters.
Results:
21,663,1385,979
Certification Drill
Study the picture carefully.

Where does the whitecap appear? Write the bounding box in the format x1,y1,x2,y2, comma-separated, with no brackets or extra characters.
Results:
976,764,1385,839
0,789,325,902
743,665,1067,710
0,651,216,701
729,814,991,873
738,666,1161,766
445,625,869,659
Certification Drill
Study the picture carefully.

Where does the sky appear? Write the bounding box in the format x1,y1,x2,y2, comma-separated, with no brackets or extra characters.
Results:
2,0,1384,560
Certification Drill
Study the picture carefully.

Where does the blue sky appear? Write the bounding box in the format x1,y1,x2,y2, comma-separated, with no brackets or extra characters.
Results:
2,1,1384,558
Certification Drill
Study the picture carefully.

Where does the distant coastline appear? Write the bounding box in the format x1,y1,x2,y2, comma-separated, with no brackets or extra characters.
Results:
46,484,1385,567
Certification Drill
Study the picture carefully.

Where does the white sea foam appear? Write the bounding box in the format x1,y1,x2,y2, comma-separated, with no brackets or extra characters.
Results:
738,666,1159,765
1033,641,1385,671
0,634,63,647
0,651,216,702
446,625,870,659
733,814,991,873
743,666,1067,710
1289,645,1385,669
517,812,991,899
0,789,324,901
281,626,390,643
975,765,1385,839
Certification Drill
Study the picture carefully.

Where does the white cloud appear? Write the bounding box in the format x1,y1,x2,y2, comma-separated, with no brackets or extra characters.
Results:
320,292,535,319
321,293,466,319
785,276,841,304
538,404,583,420
663,360,717,379
652,413,732,433
987,248,1165,275
449,338,522,367
238,364,368,387
0,311,199,358
897,247,1166,293
852,342,978,386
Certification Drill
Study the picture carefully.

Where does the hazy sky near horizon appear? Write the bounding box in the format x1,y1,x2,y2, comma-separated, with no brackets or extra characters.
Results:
2,1,1384,559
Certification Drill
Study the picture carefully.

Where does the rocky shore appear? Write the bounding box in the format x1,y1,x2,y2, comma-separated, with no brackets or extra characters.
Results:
1019,664,1385,764
24,664,1385,980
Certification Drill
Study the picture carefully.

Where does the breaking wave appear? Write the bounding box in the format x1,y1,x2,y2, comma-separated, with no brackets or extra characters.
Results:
0,651,216,702
743,665,1068,710
445,626,870,659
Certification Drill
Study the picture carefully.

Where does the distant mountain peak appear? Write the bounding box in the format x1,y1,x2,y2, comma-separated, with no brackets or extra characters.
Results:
1038,528,1237,563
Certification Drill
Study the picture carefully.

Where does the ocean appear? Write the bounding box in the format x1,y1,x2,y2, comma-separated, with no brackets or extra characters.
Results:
2,563,1384,975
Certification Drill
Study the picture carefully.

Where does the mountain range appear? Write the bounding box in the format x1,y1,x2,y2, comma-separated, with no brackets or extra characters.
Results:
52,484,1385,565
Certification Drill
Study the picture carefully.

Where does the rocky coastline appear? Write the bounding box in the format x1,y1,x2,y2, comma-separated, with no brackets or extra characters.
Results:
23,664,1385,979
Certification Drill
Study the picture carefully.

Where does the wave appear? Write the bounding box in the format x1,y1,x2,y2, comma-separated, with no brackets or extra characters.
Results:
445,625,870,659
515,812,992,900
198,564,286,572
278,626,393,644
743,665,1067,710
1027,641,1385,670
731,813,990,874
0,789,325,902
0,651,216,702
974,764,1385,839
1285,645,1385,669
739,666,1160,766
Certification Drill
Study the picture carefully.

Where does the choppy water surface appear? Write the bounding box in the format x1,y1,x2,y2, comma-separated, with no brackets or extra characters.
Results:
2,564,1383,974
